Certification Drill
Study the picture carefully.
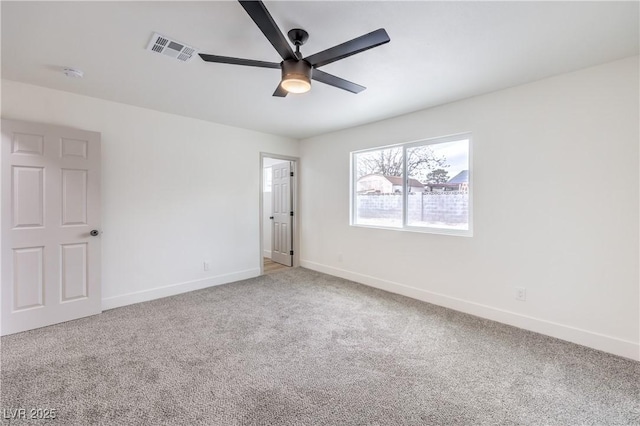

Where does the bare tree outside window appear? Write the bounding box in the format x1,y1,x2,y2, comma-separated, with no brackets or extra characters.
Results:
356,145,448,182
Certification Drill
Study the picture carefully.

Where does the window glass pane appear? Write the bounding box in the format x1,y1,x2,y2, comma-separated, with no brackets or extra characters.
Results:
354,147,403,228
406,139,469,230
263,167,272,192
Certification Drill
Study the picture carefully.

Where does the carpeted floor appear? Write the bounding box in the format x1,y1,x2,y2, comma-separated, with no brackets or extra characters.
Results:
1,268,639,425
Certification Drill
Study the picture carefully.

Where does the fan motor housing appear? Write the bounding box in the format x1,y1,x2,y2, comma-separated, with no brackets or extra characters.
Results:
281,59,312,81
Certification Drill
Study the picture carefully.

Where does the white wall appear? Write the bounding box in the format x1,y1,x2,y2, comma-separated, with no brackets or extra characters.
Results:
299,57,640,360
1,80,298,308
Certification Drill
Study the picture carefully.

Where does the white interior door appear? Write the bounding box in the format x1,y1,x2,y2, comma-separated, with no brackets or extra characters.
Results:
1,119,101,335
271,161,292,267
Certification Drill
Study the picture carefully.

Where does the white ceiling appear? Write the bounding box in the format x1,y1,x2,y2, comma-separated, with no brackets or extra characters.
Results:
2,1,638,139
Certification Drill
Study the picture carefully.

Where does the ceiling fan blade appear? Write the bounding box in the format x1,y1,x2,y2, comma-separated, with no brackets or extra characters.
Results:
305,28,390,68
199,54,280,69
273,84,288,97
238,1,296,61
312,69,365,94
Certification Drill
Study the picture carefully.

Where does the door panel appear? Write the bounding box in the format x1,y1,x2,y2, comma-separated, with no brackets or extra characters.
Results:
271,161,292,267
274,222,280,252
60,243,88,302
12,166,45,228
12,132,44,155
61,168,88,226
61,137,88,158
1,119,101,335
13,246,44,310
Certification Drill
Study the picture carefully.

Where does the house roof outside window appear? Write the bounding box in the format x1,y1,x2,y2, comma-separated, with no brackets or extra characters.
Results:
447,170,468,185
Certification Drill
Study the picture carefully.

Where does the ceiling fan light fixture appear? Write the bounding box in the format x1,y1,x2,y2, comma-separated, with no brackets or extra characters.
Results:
281,76,311,94
281,59,312,94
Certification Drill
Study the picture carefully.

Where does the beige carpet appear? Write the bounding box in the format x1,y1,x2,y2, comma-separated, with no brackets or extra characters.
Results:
2,268,639,425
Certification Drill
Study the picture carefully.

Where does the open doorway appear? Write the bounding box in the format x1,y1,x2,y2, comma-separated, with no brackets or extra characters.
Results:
260,154,298,275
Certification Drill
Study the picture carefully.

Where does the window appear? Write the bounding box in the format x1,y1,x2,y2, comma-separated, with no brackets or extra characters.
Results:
351,134,471,236
263,166,272,192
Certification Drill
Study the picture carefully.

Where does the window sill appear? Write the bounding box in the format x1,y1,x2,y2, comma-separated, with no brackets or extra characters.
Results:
350,223,473,237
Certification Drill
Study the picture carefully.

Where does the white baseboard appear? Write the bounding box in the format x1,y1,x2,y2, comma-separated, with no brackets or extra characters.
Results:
300,260,640,361
101,268,261,311
263,250,272,258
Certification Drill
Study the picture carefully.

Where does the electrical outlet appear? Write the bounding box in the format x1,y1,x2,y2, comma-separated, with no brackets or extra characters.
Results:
515,287,527,301
337,253,343,263
203,261,211,271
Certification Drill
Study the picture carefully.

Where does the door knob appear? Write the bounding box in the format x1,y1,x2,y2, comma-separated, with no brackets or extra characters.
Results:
90,230,100,236
269,216,274,220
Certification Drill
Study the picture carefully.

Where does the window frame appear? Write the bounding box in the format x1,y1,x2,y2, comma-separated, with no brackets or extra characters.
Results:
350,132,473,237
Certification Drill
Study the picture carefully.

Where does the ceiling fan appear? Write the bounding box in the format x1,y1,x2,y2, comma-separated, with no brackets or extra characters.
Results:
199,0,390,97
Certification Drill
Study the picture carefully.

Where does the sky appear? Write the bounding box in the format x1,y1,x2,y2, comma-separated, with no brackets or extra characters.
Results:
430,139,469,180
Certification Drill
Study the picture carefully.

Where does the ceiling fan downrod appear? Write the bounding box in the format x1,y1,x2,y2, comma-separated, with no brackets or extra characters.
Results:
288,28,309,60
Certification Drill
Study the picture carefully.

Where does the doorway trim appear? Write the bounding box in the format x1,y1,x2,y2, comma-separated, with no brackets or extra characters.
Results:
259,152,299,275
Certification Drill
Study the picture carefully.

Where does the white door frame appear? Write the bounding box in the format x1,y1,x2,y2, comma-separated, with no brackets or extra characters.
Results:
259,153,299,274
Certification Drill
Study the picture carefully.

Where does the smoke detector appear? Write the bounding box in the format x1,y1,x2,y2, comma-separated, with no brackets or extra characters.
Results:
146,32,197,62
63,68,84,78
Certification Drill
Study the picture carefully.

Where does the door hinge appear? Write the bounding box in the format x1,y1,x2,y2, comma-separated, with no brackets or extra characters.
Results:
290,211,294,216
290,250,294,256
290,171,294,177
